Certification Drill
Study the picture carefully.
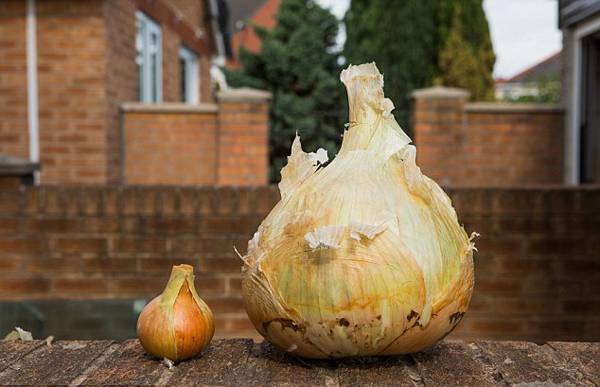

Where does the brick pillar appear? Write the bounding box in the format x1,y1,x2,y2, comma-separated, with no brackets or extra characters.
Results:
411,86,469,186
216,88,271,186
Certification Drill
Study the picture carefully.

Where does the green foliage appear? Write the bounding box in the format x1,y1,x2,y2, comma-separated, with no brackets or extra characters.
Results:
343,0,438,131
436,1,495,100
224,0,345,182
344,0,496,131
505,75,561,103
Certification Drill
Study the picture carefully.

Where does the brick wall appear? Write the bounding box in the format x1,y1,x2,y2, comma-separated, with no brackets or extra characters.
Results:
104,0,138,184
0,1,29,160
121,88,270,186
36,0,109,184
0,0,214,185
412,87,564,186
122,104,219,185
103,0,212,183
216,89,270,186
0,186,598,341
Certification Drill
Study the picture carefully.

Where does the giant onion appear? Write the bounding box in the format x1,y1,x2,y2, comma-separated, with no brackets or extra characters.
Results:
240,62,476,358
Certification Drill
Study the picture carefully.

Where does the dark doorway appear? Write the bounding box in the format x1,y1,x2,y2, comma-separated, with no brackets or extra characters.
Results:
580,32,600,183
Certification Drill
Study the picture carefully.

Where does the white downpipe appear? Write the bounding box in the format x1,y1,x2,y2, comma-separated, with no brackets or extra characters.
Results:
26,0,39,184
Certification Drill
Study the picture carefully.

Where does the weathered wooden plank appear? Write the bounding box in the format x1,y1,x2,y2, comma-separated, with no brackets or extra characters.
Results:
411,341,498,387
0,341,112,385
0,341,44,372
77,340,170,385
337,354,416,387
242,341,340,386
175,338,254,386
476,341,588,386
548,341,600,385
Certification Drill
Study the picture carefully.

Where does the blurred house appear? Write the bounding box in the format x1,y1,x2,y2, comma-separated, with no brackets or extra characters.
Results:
0,0,270,186
225,0,280,68
560,0,600,184
412,1,600,187
494,52,561,101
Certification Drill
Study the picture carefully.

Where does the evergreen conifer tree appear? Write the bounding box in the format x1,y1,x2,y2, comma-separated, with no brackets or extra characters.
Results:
225,0,344,181
343,0,496,131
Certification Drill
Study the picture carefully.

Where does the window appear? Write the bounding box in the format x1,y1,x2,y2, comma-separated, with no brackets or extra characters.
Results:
136,12,162,103
179,46,199,104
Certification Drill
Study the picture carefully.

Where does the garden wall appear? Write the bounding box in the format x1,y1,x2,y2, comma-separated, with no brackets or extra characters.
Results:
0,186,598,341
121,88,270,187
412,87,564,186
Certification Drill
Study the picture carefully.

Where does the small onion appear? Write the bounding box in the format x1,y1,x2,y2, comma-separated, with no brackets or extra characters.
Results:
137,264,214,362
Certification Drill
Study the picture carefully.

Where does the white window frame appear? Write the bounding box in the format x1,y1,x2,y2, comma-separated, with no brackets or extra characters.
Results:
179,46,199,104
136,11,162,103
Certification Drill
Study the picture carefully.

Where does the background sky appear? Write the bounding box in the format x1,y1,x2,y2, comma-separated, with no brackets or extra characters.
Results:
315,0,562,79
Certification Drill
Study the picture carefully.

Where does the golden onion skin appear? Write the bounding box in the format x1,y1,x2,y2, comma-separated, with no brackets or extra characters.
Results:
241,63,475,359
137,264,214,362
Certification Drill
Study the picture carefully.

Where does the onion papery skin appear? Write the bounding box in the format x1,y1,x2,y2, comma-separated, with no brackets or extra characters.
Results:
240,63,475,359
137,264,214,362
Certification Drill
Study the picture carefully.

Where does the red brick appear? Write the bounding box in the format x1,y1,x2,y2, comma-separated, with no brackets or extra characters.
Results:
113,238,166,254
200,256,243,273
475,238,523,255
201,216,260,235
204,295,245,314
142,217,196,234
0,257,21,272
201,237,248,255
228,276,243,295
24,218,80,233
138,258,199,273
475,278,523,295
24,257,81,273
0,191,21,215
170,238,202,256
0,238,44,254
468,320,522,334
54,238,107,255
0,219,19,234
226,316,256,333
83,258,137,273
112,277,166,294
0,278,51,294
196,275,227,295
53,278,108,294
527,239,586,255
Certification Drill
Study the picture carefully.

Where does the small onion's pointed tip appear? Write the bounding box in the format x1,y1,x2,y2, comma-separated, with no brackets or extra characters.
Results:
340,62,383,86
173,264,194,274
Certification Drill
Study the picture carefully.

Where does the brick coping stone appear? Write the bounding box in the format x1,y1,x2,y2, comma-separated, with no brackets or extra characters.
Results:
0,339,597,385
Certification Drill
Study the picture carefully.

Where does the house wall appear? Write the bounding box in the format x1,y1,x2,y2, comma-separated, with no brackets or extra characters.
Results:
0,186,598,341
0,0,110,184
104,0,138,185
103,0,213,184
0,1,29,160
412,87,564,186
0,0,215,185
36,0,109,184
164,0,205,31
